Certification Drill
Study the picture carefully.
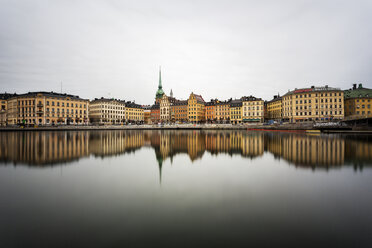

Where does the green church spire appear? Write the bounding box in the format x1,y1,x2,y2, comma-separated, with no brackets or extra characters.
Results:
155,66,165,100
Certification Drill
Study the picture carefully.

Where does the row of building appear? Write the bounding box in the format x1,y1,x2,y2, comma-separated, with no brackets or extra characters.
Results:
0,71,371,126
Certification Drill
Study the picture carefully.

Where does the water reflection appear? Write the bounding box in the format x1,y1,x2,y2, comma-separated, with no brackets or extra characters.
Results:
0,130,371,169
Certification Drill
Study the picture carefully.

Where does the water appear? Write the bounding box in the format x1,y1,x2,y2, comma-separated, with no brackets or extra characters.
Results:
0,130,372,247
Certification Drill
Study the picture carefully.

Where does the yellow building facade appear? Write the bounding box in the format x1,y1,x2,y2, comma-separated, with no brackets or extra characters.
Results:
6,92,89,125
0,93,16,126
241,96,264,123
215,100,230,122
229,99,242,124
282,86,344,122
172,100,188,123
188,93,205,123
125,102,144,123
266,95,282,121
344,84,372,119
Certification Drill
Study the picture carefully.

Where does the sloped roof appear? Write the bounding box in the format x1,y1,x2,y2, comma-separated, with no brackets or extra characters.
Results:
10,91,88,101
0,93,17,100
283,86,341,97
344,84,372,99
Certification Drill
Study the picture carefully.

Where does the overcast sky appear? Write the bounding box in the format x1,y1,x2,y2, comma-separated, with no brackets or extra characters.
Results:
0,0,371,104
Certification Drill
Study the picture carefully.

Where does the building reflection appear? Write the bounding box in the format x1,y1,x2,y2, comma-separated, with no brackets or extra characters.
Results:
0,131,89,166
0,131,371,171
265,133,345,168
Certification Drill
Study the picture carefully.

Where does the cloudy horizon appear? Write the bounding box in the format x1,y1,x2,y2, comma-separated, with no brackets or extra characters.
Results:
1,0,371,104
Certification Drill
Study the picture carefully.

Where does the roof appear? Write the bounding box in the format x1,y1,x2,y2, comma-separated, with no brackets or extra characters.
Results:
344,84,372,99
173,100,188,106
267,95,282,103
90,97,126,104
215,100,231,106
190,93,205,104
150,104,160,110
125,101,143,109
0,93,17,100
10,91,88,101
283,85,341,97
230,99,242,107
240,95,262,102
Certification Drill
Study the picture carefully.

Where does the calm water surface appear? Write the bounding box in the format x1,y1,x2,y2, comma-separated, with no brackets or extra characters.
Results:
0,130,372,247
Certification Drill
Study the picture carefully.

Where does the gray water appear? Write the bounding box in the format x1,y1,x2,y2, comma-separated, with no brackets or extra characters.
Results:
0,130,371,247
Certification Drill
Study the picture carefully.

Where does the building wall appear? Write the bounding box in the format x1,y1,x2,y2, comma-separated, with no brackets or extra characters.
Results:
230,106,242,123
282,88,344,122
7,93,89,125
215,103,230,121
267,98,282,120
242,100,264,122
0,98,7,126
89,99,126,124
344,98,372,118
144,110,151,124
150,108,160,124
126,106,144,122
188,93,205,123
160,95,171,122
172,104,188,122
205,104,216,122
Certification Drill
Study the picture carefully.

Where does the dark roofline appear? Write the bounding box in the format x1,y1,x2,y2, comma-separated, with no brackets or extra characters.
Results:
90,97,126,104
11,91,89,101
283,85,342,96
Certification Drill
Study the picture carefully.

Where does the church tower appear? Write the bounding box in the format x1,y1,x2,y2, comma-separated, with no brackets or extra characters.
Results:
155,67,165,104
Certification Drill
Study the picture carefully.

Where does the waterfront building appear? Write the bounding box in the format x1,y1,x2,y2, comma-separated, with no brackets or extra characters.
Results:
160,94,177,122
188,93,205,123
89,98,126,124
0,93,17,126
344,83,372,118
150,104,160,124
266,94,283,121
230,99,242,124
241,96,264,123
6,91,89,125
155,69,165,104
215,100,231,123
143,105,151,124
205,99,217,123
282,85,344,122
172,100,188,123
125,101,144,123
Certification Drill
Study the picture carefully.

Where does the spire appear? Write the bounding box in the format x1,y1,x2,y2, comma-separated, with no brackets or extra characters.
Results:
158,66,162,89
155,66,165,100
170,89,173,98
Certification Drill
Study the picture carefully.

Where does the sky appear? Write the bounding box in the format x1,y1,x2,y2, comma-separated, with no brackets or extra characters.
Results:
0,0,371,104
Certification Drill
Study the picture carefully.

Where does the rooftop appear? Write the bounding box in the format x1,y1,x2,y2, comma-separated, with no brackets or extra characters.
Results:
11,91,88,101
344,83,372,99
283,85,341,96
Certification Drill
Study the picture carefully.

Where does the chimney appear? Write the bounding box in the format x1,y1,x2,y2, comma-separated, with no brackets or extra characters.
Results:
353,84,357,90
311,86,314,89
325,85,328,88
273,95,277,99
358,83,363,89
